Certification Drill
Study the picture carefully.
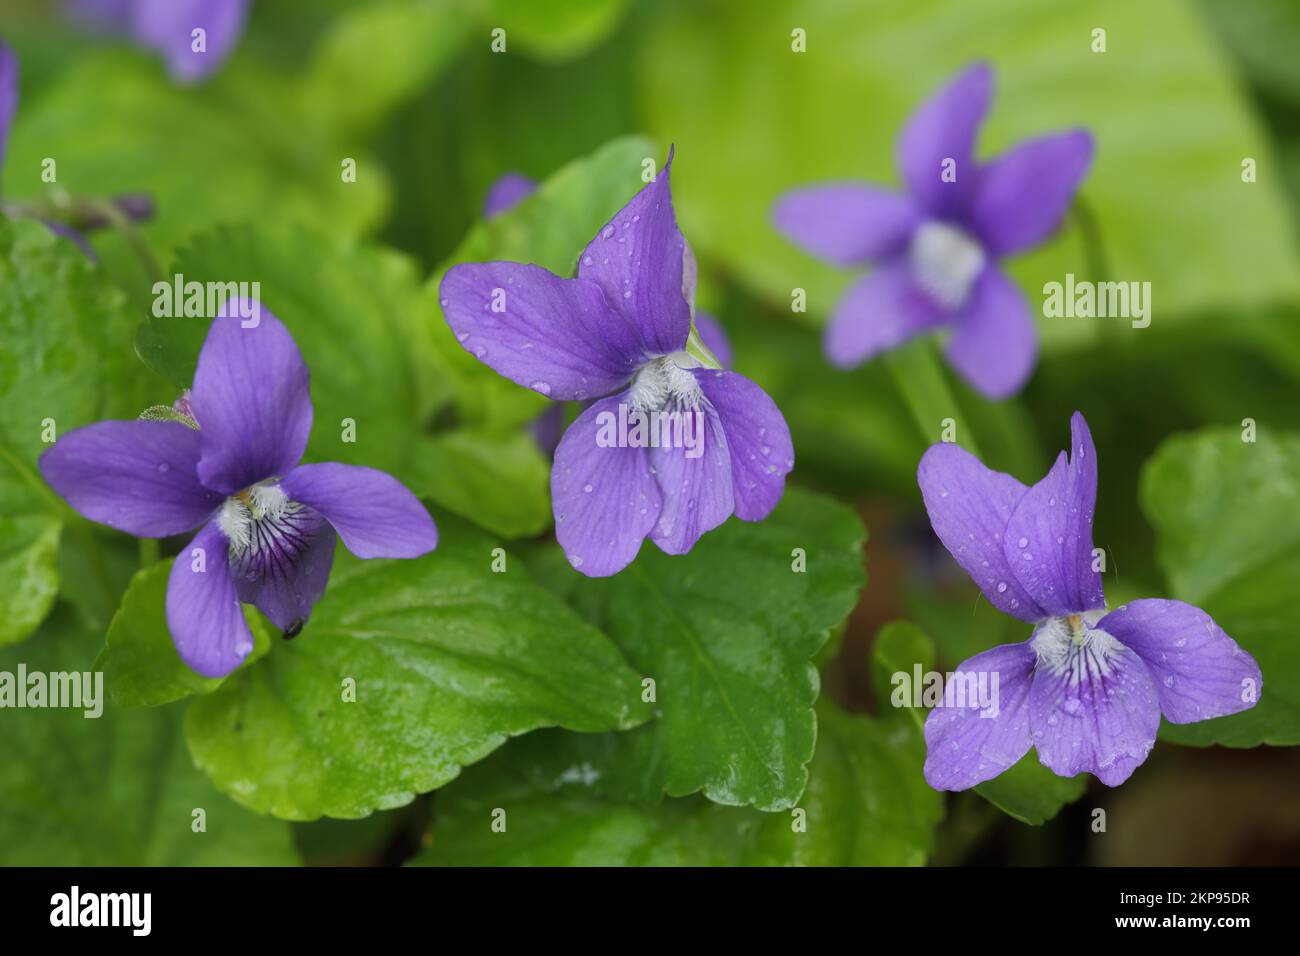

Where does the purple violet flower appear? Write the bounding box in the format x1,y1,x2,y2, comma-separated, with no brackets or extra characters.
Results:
483,170,736,458
918,412,1262,788
484,170,736,370
773,63,1094,399
69,0,250,84
441,152,792,577
39,301,438,677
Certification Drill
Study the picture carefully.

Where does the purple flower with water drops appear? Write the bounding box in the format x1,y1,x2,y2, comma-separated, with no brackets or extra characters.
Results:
917,412,1261,788
773,63,1094,399
69,0,250,83
482,170,736,458
39,300,437,678
441,151,792,577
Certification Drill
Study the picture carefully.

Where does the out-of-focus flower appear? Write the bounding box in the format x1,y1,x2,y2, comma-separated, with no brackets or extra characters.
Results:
483,172,538,219
774,63,1093,399
69,0,250,84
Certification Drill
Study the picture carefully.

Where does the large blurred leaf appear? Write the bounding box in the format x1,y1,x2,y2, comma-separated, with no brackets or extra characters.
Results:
1194,0,1300,102
411,698,939,866
185,515,648,820
0,219,157,644
3,53,387,267
638,0,1300,350
299,0,471,134
475,0,631,63
137,222,550,538
530,488,866,811
1142,426,1300,746
456,17,638,203
0,605,299,865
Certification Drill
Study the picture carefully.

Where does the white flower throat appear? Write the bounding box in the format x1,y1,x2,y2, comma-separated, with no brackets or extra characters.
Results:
217,481,298,556
1031,610,1120,685
629,351,703,411
909,220,985,310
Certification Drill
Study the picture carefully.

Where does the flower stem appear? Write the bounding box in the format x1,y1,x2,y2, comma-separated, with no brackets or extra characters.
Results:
81,196,165,283
138,537,160,568
885,337,982,458
1071,193,1108,284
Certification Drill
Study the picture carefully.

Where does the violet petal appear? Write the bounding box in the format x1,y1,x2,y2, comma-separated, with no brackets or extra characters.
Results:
576,151,691,357
648,403,734,555
482,172,537,219
551,393,663,577
897,62,992,219
1002,412,1105,616
166,521,254,678
190,301,313,495
693,367,793,521
440,261,644,401
823,260,944,370
1098,599,1263,724
128,0,250,84
916,441,1045,622
772,184,919,266
230,504,337,633
923,641,1036,791
972,129,1094,257
0,39,16,177
39,419,221,537
1028,622,1160,786
944,265,1038,400
279,462,438,559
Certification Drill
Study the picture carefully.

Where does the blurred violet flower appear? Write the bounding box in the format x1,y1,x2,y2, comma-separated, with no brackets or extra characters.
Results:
774,63,1094,399
482,171,735,456
39,302,437,677
0,39,153,252
69,0,250,83
917,412,1261,788
483,172,538,219
442,153,792,576
0,39,14,174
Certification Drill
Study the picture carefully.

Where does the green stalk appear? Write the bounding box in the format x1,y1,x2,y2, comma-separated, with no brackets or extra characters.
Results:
81,196,165,283
885,337,981,458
